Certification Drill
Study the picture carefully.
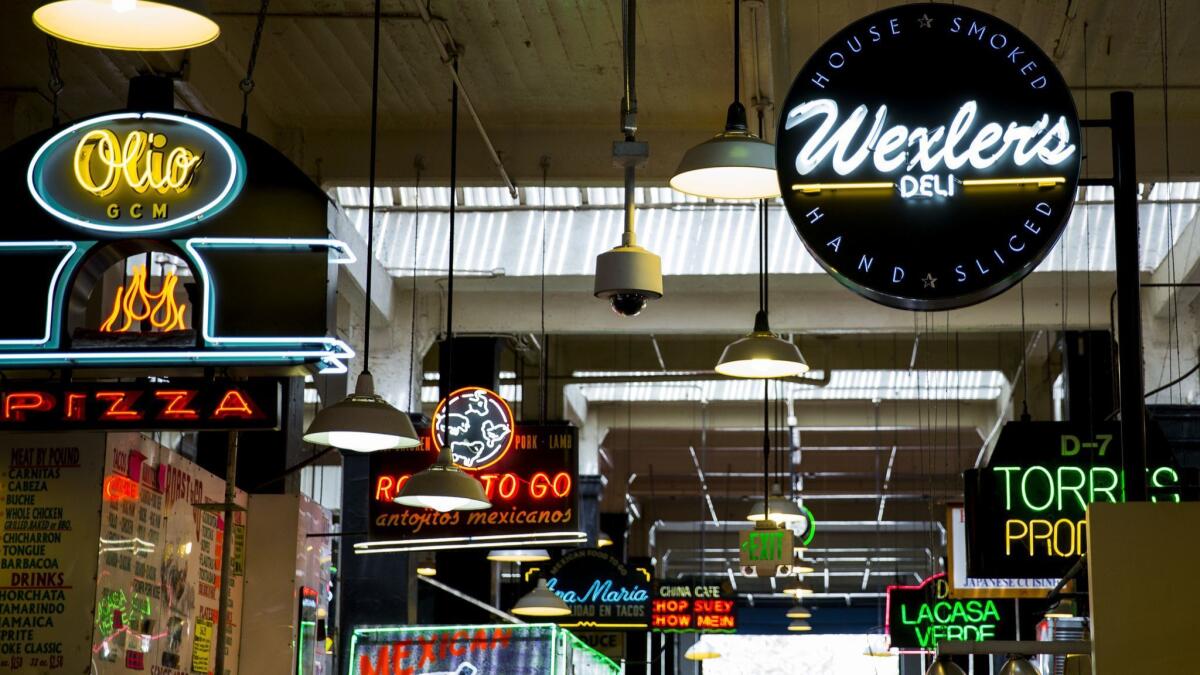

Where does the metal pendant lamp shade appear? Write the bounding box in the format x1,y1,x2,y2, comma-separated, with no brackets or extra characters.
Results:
999,656,1042,675
1044,597,1078,619
925,656,968,675
33,0,220,51
746,495,804,523
786,603,812,619
415,554,437,577
512,578,571,617
303,373,421,453
716,311,809,378
393,444,491,513
671,102,780,200
787,619,812,632
781,579,813,597
597,531,614,548
683,636,721,661
486,548,551,563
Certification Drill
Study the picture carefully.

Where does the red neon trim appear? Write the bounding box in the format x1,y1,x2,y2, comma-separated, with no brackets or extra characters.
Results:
2,392,54,421
103,475,140,502
884,571,946,652
497,473,518,500
154,390,199,420
95,391,144,420
211,388,263,420
63,392,87,421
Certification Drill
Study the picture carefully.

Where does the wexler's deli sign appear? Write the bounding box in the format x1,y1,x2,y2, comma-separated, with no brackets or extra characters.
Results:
777,3,1080,310
964,421,1197,579
651,577,736,633
0,89,352,373
527,549,652,631
886,573,1044,653
367,388,582,549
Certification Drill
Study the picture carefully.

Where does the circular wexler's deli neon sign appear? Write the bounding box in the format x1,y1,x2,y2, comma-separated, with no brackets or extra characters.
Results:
777,3,1080,310
27,112,246,234
432,386,516,470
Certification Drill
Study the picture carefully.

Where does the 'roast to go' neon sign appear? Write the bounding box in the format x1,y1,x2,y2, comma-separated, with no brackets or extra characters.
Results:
964,422,1194,580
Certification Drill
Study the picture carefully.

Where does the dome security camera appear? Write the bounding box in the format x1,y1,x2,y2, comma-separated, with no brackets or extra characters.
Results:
593,235,663,317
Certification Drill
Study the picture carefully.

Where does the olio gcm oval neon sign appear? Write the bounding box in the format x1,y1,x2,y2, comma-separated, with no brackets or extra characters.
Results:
27,112,246,234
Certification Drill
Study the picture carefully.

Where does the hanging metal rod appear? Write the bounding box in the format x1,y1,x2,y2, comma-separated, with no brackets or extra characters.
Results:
414,1,518,199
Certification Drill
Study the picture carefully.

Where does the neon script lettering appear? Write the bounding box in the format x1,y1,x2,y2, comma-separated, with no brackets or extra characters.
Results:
73,128,203,197
547,577,650,604
784,99,1076,176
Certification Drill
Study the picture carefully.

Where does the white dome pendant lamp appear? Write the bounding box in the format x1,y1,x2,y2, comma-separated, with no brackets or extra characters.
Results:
670,0,778,200
34,0,220,51
393,53,490,514
303,0,420,454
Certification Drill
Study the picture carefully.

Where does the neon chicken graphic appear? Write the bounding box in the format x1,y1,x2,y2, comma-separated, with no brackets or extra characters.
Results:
99,265,187,332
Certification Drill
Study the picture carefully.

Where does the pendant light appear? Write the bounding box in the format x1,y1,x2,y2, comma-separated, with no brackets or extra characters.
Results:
746,494,804,523
33,0,220,51
392,55,491,513
486,549,551,563
415,554,437,577
597,531,614,548
715,140,806,378
999,655,1042,675
786,602,812,619
670,0,778,199
781,578,813,597
1044,597,1078,619
925,656,967,675
683,636,721,661
302,0,419,453
787,619,812,632
512,578,571,617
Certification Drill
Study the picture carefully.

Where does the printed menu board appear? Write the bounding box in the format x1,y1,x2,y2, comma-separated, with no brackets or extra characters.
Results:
0,433,105,673
91,433,247,675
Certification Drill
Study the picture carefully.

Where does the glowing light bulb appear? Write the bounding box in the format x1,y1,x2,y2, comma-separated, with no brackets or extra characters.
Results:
112,0,137,13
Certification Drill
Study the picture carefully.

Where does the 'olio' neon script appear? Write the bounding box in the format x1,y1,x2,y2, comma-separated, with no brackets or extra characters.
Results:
74,129,203,197
784,100,1075,176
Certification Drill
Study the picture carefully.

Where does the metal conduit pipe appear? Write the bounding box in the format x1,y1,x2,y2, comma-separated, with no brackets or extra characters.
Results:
413,1,518,199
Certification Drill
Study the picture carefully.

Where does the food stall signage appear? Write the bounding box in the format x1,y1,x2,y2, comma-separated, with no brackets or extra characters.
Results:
886,573,1021,653
777,3,1081,310
651,579,737,633
527,550,652,631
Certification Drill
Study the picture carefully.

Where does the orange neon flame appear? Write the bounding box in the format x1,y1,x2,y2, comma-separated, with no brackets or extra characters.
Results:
99,265,187,333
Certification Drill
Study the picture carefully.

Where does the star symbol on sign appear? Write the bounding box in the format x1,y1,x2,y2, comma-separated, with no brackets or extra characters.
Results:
922,273,937,288
918,14,934,28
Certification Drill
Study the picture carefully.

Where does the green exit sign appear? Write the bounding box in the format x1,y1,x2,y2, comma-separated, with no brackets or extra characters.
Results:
739,524,793,570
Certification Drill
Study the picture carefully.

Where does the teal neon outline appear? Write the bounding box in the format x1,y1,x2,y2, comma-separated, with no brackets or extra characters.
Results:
0,240,90,350
27,112,246,234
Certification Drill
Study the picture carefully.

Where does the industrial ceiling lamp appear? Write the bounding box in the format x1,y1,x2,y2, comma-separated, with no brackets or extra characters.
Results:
1044,597,1078,619
597,531,614,548
302,0,419,454
683,636,721,661
999,655,1042,675
511,578,571,617
670,0,778,199
746,493,804,523
786,602,812,619
715,141,806,378
33,0,220,51
787,619,812,632
925,656,968,675
486,549,551,563
392,50,490,514
415,554,437,577
781,578,813,597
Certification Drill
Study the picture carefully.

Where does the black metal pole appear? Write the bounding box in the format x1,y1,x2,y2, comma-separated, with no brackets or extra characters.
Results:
213,431,238,675
1111,90,1148,502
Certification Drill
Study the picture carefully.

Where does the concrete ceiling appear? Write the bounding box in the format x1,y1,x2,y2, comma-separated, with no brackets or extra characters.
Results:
1,0,1197,184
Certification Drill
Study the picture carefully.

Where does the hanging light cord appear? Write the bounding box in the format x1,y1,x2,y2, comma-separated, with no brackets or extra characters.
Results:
407,158,423,411
539,156,550,424
1019,282,1030,420
732,0,741,105
45,37,63,126
763,379,770,514
444,57,460,443
239,0,272,131
758,107,769,316
361,0,383,377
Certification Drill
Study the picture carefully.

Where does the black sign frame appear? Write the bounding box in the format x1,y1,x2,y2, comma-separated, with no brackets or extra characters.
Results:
776,3,1081,310
526,549,652,632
